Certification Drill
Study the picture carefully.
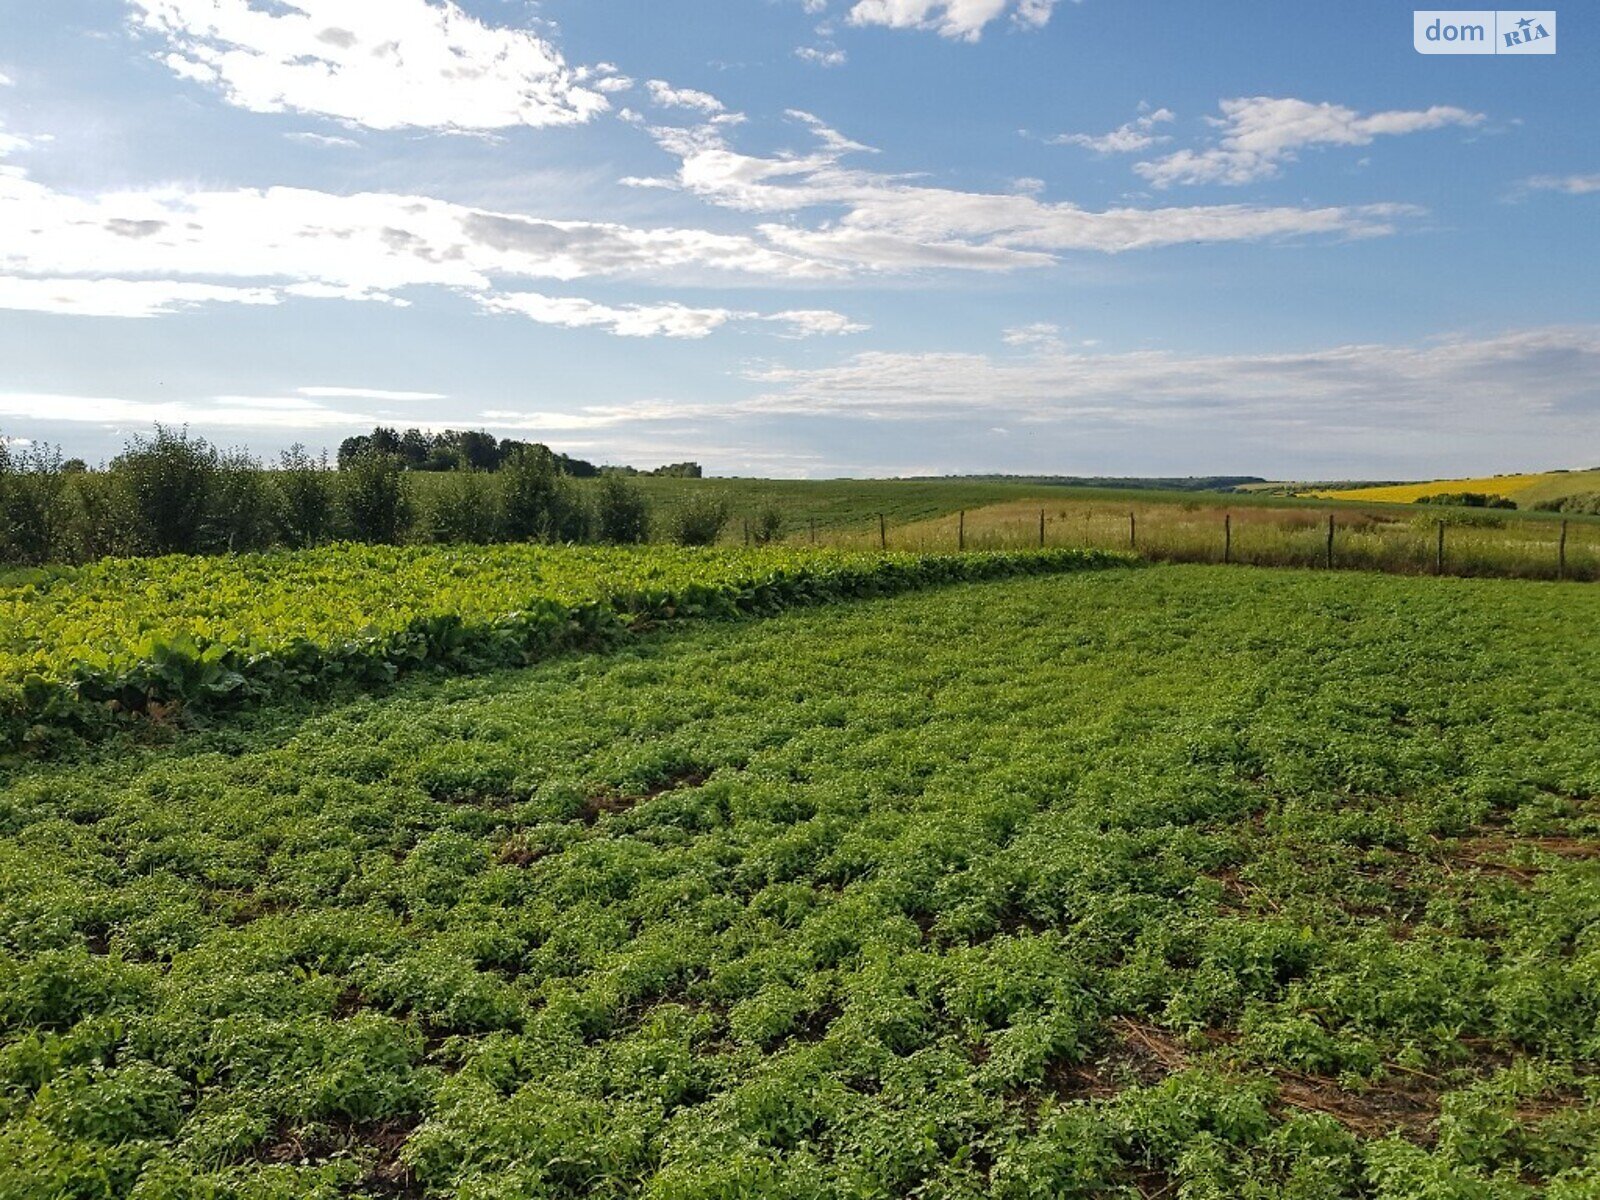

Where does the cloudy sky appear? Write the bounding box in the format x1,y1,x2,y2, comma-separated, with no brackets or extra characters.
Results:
0,1,1595,476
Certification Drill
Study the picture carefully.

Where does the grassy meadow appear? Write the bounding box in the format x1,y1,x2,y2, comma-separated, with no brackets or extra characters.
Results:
827,495,1600,581
1,565,1597,1197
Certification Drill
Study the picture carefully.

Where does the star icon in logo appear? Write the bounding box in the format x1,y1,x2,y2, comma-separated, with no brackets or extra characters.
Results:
1517,16,1534,31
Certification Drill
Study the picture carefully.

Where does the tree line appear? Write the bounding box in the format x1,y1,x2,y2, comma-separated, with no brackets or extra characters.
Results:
0,426,763,567
334,426,700,479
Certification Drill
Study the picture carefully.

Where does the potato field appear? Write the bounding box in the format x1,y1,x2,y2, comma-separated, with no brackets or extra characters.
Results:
1,560,1596,1198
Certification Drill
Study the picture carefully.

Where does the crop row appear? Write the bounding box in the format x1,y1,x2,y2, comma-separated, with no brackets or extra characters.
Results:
0,544,1130,752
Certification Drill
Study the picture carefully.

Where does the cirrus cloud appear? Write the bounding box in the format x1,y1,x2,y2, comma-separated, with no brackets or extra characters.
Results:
1135,96,1485,187
633,110,1426,269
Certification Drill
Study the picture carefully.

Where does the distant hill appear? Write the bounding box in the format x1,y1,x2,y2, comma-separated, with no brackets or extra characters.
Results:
910,475,1267,492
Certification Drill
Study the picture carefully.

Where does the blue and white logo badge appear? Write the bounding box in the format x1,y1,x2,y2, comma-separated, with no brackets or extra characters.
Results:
1499,11,1556,52
1415,11,1556,54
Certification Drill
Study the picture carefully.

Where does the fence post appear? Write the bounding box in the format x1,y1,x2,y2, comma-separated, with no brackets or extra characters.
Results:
1559,519,1568,581
743,518,750,546
1436,520,1445,576
809,518,817,544
1039,508,1046,548
1129,511,1137,551
958,509,965,551
1326,514,1334,570
1224,513,1232,565
879,513,887,551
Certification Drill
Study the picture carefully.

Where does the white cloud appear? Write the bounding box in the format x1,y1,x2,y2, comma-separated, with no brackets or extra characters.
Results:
0,276,282,318
1052,107,1174,154
795,45,848,67
765,309,869,336
0,392,378,430
479,291,740,338
0,166,839,321
1523,173,1600,196
1002,321,1066,351
1136,97,1485,187
645,80,726,114
298,386,447,402
847,0,1061,41
0,71,13,87
285,131,360,149
742,328,1600,437
477,291,864,338
0,120,33,158
128,0,607,132
634,114,1423,269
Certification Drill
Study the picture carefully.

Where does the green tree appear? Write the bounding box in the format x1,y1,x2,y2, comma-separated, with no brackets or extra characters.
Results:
112,425,219,555
209,448,273,552
0,438,69,565
429,468,498,544
340,453,413,544
499,446,569,541
272,444,336,549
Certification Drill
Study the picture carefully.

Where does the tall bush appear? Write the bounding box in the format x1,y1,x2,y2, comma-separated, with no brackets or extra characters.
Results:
499,446,566,541
71,472,139,560
112,426,218,555
0,440,69,566
666,494,730,546
752,504,785,546
595,475,650,544
272,444,336,549
340,453,413,544
209,448,273,553
429,469,498,544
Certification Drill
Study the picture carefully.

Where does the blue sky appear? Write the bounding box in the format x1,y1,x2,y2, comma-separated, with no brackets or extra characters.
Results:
0,1,1595,477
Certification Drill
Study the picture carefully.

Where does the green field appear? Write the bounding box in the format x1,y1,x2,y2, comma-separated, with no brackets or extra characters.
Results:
400,475,1062,538
581,478,1600,582
0,545,1124,752
1,564,1596,1198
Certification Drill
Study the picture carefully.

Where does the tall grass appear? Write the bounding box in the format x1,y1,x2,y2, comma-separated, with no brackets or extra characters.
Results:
817,499,1599,582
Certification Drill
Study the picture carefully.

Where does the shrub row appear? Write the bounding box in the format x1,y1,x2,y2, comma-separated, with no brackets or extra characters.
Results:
0,428,731,567
1412,492,1518,510
0,547,1132,754
1532,491,1600,516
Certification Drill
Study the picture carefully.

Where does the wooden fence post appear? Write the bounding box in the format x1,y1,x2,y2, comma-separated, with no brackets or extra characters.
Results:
958,509,965,551
878,513,887,551
1326,514,1335,570
809,518,817,544
1039,508,1046,548
743,518,750,547
1559,519,1568,581
1224,514,1232,565
1436,520,1445,576
1129,511,1137,551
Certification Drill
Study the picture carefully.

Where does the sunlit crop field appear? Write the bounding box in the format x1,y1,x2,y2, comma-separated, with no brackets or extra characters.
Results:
1314,469,1600,506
